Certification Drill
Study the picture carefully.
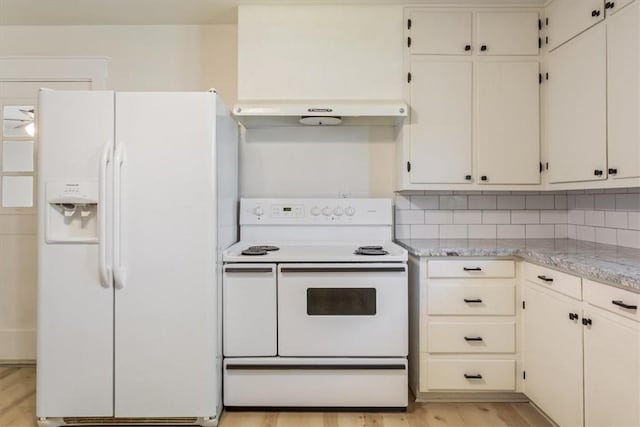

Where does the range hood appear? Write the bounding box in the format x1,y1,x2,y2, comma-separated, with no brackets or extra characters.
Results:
233,100,408,128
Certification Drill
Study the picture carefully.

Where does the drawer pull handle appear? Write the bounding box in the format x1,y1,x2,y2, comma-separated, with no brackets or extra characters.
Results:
225,267,273,273
463,267,482,272
612,300,638,310
464,336,483,342
464,298,483,304
464,373,483,379
537,275,554,282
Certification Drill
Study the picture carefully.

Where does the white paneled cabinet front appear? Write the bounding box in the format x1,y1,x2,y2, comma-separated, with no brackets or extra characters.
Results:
546,25,607,184
607,1,640,180
476,61,540,184
545,0,605,51
476,12,540,55
409,11,473,55
409,60,472,184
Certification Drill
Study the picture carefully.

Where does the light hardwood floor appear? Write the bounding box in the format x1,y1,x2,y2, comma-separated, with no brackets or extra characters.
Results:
1,367,552,427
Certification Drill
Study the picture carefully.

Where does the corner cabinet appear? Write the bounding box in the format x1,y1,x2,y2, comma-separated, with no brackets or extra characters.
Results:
399,8,542,190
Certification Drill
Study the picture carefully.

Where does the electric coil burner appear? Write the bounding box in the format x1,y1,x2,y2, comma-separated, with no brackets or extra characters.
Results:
222,198,408,409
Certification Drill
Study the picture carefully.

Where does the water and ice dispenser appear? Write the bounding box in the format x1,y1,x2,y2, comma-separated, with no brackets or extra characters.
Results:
45,182,98,243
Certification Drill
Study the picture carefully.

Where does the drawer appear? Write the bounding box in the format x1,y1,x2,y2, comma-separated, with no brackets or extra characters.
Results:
428,322,516,353
523,262,582,300
428,260,515,278
426,359,516,391
584,279,640,323
428,282,515,315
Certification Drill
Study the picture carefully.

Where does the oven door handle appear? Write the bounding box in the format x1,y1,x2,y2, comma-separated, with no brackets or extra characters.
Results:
280,267,406,273
226,364,406,370
225,267,273,273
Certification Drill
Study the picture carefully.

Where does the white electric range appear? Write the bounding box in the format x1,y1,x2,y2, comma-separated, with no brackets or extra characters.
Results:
222,198,408,409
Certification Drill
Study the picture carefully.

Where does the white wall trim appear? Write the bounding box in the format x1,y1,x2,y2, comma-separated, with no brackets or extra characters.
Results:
0,56,108,88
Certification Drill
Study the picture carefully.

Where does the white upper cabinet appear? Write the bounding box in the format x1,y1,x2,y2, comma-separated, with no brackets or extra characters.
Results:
409,11,472,55
546,25,607,184
546,0,605,51
476,61,540,185
607,1,640,179
409,60,472,184
476,12,540,55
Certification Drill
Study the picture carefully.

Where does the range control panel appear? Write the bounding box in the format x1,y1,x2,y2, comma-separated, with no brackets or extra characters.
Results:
240,198,392,225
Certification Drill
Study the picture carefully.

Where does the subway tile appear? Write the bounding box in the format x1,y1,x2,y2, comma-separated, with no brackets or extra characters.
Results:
482,210,511,224
568,210,585,225
410,224,439,239
567,195,576,209
439,195,467,210
468,224,497,239
554,195,568,210
629,187,640,193
395,225,410,239
628,212,640,230
497,195,525,210
594,194,616,210
595,227,617,246
526,224,555,238
468,195,497,210
440,225,468,239
453,210,482,225
511,210,540,224
555,224,568,238
410,196,439,210
567,190,586,195
497,224,525,239
396,210,424,225
605,211,628,229
617,229,640,249
576,225,596,242
616,193,640,211
424,191,453,195
425,210,453,225
394,194,411,210
540,210,568,224
584,210,605,227
567,224,577,239
575,195,595,209
526,195,555,209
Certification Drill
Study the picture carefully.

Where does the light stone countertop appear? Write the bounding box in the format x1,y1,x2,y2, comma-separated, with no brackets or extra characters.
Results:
395,238,640,294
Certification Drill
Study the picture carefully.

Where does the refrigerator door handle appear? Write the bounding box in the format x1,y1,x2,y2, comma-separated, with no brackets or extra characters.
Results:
113,142,126,290
98,140,113,288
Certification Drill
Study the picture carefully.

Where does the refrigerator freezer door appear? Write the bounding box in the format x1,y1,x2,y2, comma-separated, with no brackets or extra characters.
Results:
37,90,115,417
113,92,220,417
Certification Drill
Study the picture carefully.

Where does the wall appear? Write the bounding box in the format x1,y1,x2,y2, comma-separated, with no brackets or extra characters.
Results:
395,188,640,249
0,24,238,105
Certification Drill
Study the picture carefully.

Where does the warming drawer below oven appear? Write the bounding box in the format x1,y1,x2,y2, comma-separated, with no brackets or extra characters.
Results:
223,358,408,408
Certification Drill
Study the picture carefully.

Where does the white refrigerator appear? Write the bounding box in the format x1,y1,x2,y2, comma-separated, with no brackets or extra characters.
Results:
36,90,238,427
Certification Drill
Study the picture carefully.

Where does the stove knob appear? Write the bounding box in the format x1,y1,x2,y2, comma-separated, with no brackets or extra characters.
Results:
333,207,344,216
322,206,332,216
254,206,264,216
310,206,321,216
345,206,355,216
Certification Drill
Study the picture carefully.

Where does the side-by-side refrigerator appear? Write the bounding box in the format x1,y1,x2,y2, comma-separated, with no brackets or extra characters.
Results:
36,90,238,427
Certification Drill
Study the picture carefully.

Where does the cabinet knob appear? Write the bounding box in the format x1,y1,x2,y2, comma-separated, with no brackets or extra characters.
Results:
464,44,471,51
480,45,487,51
465,175,472,181
594,169,604,176
608,168,618,175
582,318,593,326
605,1,615,8
480,175,488,181
569,312,579,321
592,9,601,16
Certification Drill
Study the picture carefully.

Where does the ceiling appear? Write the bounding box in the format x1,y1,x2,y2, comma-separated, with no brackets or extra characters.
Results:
0,0,544,26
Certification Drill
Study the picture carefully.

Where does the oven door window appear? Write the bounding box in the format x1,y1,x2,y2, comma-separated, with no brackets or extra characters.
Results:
306,288,376,316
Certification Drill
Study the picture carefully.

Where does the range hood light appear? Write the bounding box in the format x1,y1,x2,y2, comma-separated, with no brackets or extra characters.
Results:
299,116,343,126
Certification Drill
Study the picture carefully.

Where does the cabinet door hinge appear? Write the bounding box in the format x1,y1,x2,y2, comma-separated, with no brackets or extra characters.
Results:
546,162,549,170
538,37,542,49
407,161,411,172
522,300,526,310
523,371,526,380
538,19,542,30
407,72,412,83
539,162,543,173
407,37,412,48
546,17,549,26
408,19,412,30
539,73,543,84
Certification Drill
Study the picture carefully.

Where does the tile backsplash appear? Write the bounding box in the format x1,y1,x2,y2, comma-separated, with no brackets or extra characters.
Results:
394,188,640,249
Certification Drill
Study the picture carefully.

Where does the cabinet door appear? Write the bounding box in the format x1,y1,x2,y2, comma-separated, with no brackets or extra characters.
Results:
410,60,472,184
607,1,640,179
546,25,607,184
476,61,540,184
523,284,583,427
409,11,472,55
476,12,540,55
583,308,640,427
606,0,636,16
546,0,605,50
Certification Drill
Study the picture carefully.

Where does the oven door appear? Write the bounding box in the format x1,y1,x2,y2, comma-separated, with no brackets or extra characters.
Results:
277,263,408,357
